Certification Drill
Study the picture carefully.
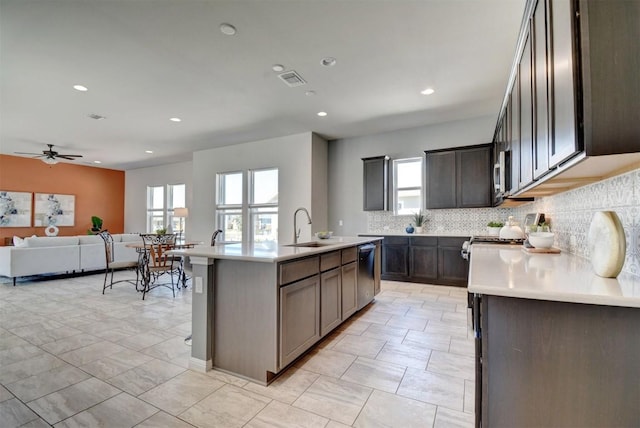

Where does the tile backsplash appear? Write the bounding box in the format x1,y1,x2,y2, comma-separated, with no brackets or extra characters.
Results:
367,207,512,237
367,167,640,276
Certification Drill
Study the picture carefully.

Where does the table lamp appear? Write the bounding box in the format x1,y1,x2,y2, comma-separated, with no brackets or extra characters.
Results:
174,207,189,242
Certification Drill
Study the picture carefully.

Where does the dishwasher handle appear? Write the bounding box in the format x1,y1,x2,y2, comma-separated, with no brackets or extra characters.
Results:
358,243,376,258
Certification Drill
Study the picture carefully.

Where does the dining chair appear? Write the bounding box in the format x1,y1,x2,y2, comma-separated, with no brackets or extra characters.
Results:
139,233,181,299
98,230,139,294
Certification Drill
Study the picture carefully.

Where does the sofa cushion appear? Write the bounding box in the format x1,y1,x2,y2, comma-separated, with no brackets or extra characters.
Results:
118,233,142,243
13,236,27,247
79,235,103,245
24,236,79,247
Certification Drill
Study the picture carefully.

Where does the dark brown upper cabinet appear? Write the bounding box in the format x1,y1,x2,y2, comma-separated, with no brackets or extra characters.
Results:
532,0,550,179
425,150,456,209
362,156,389,211
510,71,521,195
493,0,640,198
426,144,493,209
547,0,578,168
519,30,534,189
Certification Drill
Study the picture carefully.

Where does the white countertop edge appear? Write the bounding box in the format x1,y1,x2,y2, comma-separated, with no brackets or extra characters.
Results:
467,283,640,309
359,232,472,238
468,243,640,309
169,236,383,263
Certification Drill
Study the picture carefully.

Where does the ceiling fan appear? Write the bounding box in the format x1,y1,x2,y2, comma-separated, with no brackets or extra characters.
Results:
15,144,83,165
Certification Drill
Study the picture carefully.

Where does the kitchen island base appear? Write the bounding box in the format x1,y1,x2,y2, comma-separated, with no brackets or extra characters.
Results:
184,238,381,385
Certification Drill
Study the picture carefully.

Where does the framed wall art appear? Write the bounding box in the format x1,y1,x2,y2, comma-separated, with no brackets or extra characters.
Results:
34,193,75,226
0,191,32,227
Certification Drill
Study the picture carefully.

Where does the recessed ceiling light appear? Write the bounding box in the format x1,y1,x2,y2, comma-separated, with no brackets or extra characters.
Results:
317,111,327,117
93,160,102,164
421,88,435,95
320,57,336,67
220,23,237,35
88,113,106,120
170,117,182,122
305,90,316,96
73,85,88,92
145,150,153,154
272,64,285,72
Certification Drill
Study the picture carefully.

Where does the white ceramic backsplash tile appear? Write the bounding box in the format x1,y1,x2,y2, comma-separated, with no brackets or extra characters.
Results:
367,207,512,236
368,167,640,276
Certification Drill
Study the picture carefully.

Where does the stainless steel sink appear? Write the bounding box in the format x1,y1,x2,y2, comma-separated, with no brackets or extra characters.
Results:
284,241,330,248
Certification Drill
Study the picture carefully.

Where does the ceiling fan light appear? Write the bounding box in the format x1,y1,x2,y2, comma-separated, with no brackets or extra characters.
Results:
42,157,59,165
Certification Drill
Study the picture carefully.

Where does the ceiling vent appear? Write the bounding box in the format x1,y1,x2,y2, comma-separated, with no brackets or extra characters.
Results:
278,70,306,87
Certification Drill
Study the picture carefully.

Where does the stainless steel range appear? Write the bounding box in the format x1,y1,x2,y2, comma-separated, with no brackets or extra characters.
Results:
460,236,525,260
460,213,546,261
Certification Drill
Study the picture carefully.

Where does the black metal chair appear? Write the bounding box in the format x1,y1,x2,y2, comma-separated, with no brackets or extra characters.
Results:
139,233,181,299
98,230,139,294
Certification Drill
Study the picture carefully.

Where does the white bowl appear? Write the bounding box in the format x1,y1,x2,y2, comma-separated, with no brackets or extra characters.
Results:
528,232,554,248
315,231,333,239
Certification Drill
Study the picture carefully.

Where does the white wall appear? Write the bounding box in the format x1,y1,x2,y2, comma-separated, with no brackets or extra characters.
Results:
191,132,326,245
328,115,495,235
311,133,329,234
124,161,193,234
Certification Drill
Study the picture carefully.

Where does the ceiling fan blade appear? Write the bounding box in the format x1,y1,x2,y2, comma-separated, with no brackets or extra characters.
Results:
56,155,82,160
14,151,43,155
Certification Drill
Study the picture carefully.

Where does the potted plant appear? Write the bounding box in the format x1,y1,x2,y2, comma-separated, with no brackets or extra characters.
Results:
413,210,426,234
155,227,167,235
89,215,103,234
487,221,504,236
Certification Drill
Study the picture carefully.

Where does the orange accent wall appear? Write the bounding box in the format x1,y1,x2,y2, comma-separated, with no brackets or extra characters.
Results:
0,154,125,245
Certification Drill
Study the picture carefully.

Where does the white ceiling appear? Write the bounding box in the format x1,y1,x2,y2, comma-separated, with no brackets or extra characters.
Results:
0,0,525,170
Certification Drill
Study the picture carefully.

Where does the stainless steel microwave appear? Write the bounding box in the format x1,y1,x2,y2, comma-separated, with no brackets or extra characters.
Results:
493,151,510,199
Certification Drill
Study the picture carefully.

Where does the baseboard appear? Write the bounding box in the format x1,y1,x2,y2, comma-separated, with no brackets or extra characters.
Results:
189,357,212,372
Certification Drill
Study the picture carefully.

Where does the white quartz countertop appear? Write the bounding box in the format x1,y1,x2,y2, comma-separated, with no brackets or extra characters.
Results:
468,243,640,308
359,232,471,238
169,236,383,263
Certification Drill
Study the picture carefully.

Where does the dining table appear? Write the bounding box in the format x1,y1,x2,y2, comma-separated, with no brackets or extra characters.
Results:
125,240,199,297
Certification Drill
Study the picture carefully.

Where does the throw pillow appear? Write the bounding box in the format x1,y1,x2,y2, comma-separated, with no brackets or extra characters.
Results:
13,236,26,247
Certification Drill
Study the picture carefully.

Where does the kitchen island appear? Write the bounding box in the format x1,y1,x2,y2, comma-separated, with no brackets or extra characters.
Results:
171,236,382,385
468,244,640,427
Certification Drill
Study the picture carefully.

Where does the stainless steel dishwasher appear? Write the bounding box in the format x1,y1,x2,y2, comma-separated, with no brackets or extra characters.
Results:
357,243,376,309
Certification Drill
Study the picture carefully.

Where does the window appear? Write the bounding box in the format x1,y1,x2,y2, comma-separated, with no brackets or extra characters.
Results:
146,183,186,233
250,168,278,243
216,172,243,242
216,168,278,243
393,158,423,215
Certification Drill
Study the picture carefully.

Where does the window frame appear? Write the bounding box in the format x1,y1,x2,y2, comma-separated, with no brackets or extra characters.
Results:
392,157,424,215
146,183,186,233
216,167,278,243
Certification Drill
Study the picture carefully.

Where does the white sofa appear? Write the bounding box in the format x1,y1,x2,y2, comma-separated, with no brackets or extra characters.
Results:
0,234,141,285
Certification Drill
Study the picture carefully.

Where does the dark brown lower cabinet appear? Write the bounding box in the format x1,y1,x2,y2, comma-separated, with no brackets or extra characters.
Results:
437,237,469,286
409,237,437,283
379,236,469,286
480,295,640,427
381,237,410,281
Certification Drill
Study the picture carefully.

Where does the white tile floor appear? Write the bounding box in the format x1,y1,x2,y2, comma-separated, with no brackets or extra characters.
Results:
0,271,474,427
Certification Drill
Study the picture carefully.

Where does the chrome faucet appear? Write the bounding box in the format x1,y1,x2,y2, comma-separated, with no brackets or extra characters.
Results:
210,229,223,246
293,207,312,244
